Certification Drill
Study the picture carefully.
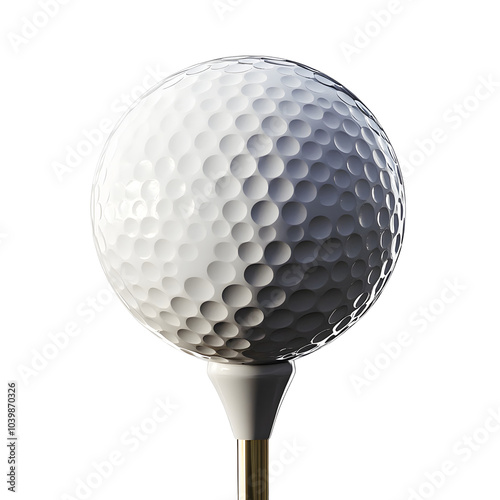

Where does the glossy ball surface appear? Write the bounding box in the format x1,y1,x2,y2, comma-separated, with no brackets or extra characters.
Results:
92,56,405,364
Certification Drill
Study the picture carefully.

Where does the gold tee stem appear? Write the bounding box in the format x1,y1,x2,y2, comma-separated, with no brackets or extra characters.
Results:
238,440,269,500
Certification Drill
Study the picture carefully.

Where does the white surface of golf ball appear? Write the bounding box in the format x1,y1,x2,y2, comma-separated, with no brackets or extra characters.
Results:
91,55,405,364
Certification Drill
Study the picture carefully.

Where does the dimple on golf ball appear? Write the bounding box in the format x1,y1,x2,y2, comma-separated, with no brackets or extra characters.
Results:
91,55,405,364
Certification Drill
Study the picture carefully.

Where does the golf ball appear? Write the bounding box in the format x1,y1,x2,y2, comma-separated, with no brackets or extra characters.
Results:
91,55,405,364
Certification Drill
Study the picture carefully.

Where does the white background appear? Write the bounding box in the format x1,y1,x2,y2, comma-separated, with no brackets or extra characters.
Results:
2,1,499,499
